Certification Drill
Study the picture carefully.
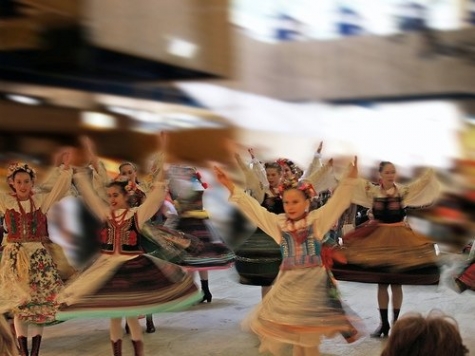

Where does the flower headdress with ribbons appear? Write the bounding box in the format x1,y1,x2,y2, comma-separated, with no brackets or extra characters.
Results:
113,175,137,196
278,177,316,199
7,162,37,180
276,158,304,179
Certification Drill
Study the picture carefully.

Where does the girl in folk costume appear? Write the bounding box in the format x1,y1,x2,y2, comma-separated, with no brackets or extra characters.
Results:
167,165,235,303
213,158,363,356
83,136,201,334
336,161,440,338
0,151,74,356
233,145,338,299
56,166,202,356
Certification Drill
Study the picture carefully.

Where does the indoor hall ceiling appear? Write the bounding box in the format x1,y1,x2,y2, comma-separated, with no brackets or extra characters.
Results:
0,0,231,104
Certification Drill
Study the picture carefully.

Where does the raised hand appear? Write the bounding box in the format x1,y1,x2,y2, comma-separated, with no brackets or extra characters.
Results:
80,136,99,169
213,165,234,194
60,148,73,169
317,141,323,154
348,156,358,179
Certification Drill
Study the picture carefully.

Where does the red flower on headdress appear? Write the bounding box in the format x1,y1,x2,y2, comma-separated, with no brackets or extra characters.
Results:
278,179,316,199
194,171,208,189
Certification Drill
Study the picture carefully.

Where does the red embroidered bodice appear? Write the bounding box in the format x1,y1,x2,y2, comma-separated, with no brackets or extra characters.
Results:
99,212,143,254
4,208,48,243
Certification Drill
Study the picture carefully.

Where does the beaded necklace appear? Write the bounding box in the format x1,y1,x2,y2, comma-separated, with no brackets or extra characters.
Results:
287,213,308,245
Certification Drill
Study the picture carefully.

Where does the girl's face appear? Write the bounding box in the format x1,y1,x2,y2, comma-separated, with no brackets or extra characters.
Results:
282,189,309,221
107,186,128,211
120,164,137,182
380,163,397,186
282,164,293,179
12,172,33,201
266,168,282,188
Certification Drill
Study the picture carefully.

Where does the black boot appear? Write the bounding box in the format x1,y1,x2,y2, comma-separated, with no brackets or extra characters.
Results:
145,315,155,333
371,309,390,338
111,339,122,356
30,335,42,356
455,278,467,293
131,340,144,356
393,308,401,325
200,279,212,303
17,336,28,356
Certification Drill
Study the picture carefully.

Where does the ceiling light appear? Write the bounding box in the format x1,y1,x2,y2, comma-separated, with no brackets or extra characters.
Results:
5,94,42,105
81,111,117,129
167,38,198,58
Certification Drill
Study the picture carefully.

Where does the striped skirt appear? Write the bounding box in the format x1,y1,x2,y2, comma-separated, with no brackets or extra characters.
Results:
56,253,202,320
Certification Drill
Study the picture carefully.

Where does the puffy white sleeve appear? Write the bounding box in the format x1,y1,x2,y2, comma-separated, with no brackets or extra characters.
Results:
235,154,266,204
141,151,165,194
229,187,281,244
136,182,168,227
91,160,111,204
310,178,357,239
301,152,322,180
350,178,375,208
301,163,338,193
39,167,74,213
73,170,109,221
401,169,440,208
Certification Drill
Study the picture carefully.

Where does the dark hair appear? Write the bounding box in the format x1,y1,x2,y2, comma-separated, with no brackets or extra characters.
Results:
378,161,394,172
277,158,303,178
381,310,469,356
106,180,129,196
264,162,282,173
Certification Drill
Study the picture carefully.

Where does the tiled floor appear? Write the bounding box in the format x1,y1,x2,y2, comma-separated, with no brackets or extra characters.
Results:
32,254,475,356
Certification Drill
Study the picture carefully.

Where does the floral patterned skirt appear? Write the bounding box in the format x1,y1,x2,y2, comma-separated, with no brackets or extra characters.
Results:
0,242,64,324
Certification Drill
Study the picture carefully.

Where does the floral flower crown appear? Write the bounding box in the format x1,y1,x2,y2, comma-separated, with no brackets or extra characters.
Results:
278,178,316,199
7,162,37,179
276,158,303,178
113,175,137,195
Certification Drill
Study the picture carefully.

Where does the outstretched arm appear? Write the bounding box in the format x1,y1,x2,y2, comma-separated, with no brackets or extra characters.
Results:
311,157,358,239
301,141,324,180
213,165,281,243
40,149,74,213
234,151,266,203
402,168,440,207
